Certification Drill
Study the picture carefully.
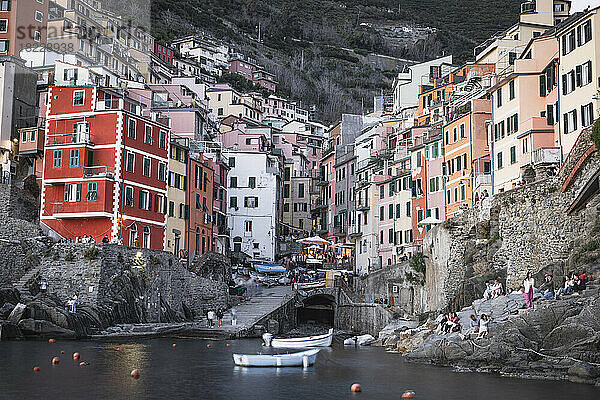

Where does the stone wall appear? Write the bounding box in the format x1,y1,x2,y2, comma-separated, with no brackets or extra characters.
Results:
421,125,600,313
41,243,229,323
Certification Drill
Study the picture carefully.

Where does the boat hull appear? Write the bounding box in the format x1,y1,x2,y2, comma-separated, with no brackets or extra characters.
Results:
232,349,320,367
264,329,334,348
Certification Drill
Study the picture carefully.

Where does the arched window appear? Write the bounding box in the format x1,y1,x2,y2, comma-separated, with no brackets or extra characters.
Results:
143,226,150,249
195,227,200,254
129,223,137,247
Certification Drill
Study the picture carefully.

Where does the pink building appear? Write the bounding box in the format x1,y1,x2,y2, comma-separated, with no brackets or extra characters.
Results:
229,58,277,92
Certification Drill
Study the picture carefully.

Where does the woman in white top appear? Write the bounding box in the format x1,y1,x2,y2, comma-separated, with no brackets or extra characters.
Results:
476,314,489,339
523,272,535,309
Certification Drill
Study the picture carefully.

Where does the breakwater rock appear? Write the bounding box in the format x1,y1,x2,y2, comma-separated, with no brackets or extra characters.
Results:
379,289,600,385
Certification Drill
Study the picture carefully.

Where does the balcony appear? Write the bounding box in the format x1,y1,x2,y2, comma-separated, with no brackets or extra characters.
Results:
533,147,561,166
521,1,536,14
217,225,230,236
83,166,115,180
18,127,44,155
311,199,328,211
356,201,370,211
46,132,95,147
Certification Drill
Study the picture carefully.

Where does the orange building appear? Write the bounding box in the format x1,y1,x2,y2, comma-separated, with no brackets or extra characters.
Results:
443,99,492,218
0,0,48,56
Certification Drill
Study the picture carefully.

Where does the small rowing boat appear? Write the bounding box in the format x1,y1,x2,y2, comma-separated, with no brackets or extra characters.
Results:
262,328,333,348
232,349,320,367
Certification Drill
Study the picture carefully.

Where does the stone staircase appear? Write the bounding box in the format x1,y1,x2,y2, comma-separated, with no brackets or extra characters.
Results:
13,266,41,302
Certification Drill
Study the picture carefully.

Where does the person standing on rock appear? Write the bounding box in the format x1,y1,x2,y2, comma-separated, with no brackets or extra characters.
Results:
524,272,535,309
216,309,224,327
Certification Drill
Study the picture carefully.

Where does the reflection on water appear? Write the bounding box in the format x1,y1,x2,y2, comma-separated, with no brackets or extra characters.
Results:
0,338,598,400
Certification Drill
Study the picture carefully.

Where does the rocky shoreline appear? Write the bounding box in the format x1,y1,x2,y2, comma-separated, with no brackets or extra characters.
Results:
375,287,600,386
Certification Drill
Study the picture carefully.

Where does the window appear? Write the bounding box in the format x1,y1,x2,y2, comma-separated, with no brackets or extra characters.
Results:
245,221,253,233
128,119,136,138
64,183,81,202
230,196,238,208
460,185,466,201
228,157,235,167
86,182,97,201
142,157,151,177
429,177,440,192
126,152,135,173
230,176,237,188
244,196,258,208
217,108,224,116
379,186,385,199
298,183,304,198
563,109,578,133
0,19,8,33
446,189,451,204
497,152,503,169
496,88,502,107
139,191,151,211
159,130,167,149
547,104,555,125
406,202,411,217
158,162,166,181
380,206,385,220
0,39,7,53
168,201,174,217
52,150,62,168
388,228,394,244
578,20,592,46
389,181,395,196
34,10,43,22
69,149,80,167
510,146,517,164
562,29,576,55
389,204,394,219
582,103,594,127
509,80,515,100
460,124,465,139
125,186,134,207
582,60,592,86
0,1,10,12
73,90,85,106
522,138,529,154
453,127,457,142
144,125,152,144
142,226,150,249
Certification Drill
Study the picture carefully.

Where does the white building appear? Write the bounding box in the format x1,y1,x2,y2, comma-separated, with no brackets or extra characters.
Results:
263,95,309,123
172,35,230,76
392,55,453,114
225,151,282,261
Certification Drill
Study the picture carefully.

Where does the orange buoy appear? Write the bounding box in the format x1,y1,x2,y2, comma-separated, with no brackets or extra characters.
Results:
116,347,122,351
33,366,40,372
79,361,88,366
172,343,176,348
226,343,231,347
48,339,55,343
402,390,415,399
60,350,65,354
51,357,60,365
130,369,140,379
73,352,80,361
351,383,361,392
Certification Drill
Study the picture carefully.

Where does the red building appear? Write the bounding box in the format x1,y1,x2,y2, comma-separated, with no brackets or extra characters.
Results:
186,153,214,258
154,42,174,65
40,85,170,249
228,58,277,92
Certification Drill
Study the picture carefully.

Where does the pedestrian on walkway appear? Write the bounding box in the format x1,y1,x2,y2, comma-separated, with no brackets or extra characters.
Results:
216,309,224,327
524,272,535,309
207,309,215,327
231,307,238,326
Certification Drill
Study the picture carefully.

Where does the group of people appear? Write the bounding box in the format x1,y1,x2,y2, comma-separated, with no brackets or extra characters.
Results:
206,308,232,327
65,293,78,313
483,279,504,300
437,312,491,340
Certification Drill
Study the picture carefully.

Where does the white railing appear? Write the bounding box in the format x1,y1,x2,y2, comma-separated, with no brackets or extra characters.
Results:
533,147,561,166
476,174,492,186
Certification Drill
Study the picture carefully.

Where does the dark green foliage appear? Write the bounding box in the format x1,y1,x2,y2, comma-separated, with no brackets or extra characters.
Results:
488,232,501,245
406,252,426,286
65,251,74,262
592,118,600,150
84,247,99,260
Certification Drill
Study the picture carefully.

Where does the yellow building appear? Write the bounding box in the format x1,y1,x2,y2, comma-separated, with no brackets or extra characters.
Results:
165,138,188,256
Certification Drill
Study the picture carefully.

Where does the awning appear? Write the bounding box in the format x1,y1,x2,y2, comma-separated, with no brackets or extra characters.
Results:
418,216,443,226
297,236,332,245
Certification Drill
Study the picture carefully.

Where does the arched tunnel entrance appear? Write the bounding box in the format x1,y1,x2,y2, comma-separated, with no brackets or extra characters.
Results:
297,294,335,326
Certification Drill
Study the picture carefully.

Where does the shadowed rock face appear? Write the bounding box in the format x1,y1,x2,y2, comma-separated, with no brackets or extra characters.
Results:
404,294,600,384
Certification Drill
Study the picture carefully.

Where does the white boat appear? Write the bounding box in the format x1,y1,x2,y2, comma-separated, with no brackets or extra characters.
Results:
263,328,334,348
232,349,320,367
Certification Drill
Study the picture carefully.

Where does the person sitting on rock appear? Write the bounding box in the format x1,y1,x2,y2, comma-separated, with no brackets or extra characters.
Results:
437,314,449,334
483,281,492,300
476,314,489,339
556,275,574,297
461,314,479,339
539,274,555,299
442,312,460,334
490,279,504,298
572,273,586,292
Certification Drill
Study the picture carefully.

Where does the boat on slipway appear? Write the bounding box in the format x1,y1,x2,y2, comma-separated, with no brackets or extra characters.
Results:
262,328,334,348
232,349,320,367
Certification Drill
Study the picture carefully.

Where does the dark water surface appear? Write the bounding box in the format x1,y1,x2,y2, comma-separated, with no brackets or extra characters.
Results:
0,338,598,399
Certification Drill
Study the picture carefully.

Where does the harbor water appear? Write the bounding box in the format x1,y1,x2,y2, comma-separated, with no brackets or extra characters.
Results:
0,338,598,399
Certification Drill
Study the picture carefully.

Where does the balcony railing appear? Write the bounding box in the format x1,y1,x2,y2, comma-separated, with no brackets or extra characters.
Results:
83,166,115,179
533,147,561,166
46,133,94,146
521,1,536,13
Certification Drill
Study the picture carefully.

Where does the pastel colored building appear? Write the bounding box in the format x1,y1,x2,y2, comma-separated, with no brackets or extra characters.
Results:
555,6,600,159
0,0,48,57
